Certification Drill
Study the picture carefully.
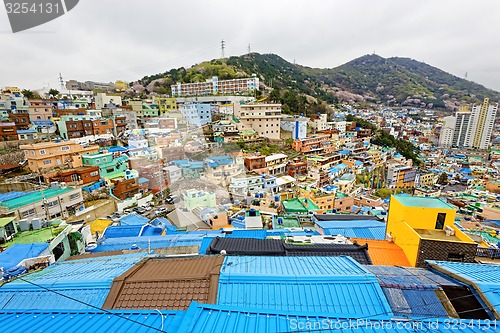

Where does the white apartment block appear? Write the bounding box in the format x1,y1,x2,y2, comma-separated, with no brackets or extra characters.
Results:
95,93,122,109
171,75,259,97
234,103,282,140
438,116,456,147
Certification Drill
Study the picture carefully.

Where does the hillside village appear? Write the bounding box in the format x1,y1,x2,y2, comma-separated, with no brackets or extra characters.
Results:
1,66,500,332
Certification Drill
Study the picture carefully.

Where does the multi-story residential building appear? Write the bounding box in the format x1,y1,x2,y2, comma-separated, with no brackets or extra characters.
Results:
181,103,212,127
137,163,166,194
0,122,18,141
111,174,139,200
244,154,266,172
292,135,335,154
386,195,477,267
469,98,497,149
153,97,178,115
265,153,287,175
452,99,498,149
45,165,100,185
17,129,38,140
0,183,85,220
28,99,52,122
8,113,30,130
158,145,185,164
183,189,216,210
21,141,99,172
415,172,437,187
281,116,308,140
94,93,122,109
286,158,308,177
171,75,259,97
57,115,114,139
386,164,416,190
438,116,456,147
234,103,281,140
229,173,263,196
112,115,127,136
309,113,329,132
82,152,129,180
300,188,336,213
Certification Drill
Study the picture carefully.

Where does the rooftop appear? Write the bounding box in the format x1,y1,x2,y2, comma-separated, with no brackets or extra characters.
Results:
0,187,75,210
103,256,224,310
414,228,461,242
351,239,410,266
393,194,455,210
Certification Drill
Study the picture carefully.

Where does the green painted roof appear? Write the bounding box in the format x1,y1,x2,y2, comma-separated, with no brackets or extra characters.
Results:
0,187,74,210
0,216,15,227
7,227,56,245
274,217,301,229
393,194,455,210
282,199,308,213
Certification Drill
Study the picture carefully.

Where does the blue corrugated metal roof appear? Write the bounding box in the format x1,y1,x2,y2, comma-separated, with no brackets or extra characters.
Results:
226,229,267,239
4,253,144,289
176,302,490,333
316,220,386,240
0,288,110,310
151,217,177,232
217,256,392,316
0,254,144,310
427,260,500,316
0,310,182,333
91,234,211,252
102,225,142,239
199,236,215,254
119,213,149,225
0,243,49,271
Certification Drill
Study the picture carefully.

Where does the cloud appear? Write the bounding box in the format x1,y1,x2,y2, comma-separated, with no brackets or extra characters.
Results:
1,0,500,91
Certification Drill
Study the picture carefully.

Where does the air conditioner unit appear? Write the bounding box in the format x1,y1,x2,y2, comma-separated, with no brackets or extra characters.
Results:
445,226,455,236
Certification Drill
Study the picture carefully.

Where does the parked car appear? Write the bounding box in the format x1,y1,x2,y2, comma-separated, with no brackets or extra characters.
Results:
133,207,146,214
166,195,180,204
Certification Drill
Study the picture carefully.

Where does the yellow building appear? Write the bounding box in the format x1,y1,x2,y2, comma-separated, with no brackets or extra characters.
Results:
153,97,178,115
114,80,128,91
4,86,21,93
20,141,99,172
417,172,436,187
300,188,336,213
386,195,477,267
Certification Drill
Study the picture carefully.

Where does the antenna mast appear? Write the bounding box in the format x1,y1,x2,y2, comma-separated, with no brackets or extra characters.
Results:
221,39,225,58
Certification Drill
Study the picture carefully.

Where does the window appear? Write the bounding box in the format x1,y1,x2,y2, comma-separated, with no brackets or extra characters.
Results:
61,146,70,151
435,213,446,229
39,149,46,155
24,150,28,155
69,193,81,200
43,160,52,165
22,208,36,217
90,171,98,177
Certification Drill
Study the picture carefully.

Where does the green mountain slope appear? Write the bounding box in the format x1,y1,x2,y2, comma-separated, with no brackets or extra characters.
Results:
138,53,500,111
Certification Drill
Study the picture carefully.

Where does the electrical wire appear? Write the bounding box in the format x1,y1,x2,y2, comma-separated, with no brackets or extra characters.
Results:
12,276,167,333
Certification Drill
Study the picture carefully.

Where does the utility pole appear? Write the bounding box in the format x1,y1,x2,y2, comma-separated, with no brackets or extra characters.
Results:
58,73,64,91
221,39,225,59
248,44,251,54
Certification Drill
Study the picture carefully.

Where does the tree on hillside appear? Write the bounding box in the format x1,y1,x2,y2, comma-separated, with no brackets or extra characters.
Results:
21,89,35,99
48,89,60,98
437,172,448,185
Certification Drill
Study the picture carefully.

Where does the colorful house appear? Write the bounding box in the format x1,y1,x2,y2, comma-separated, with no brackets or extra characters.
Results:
386,195,477,267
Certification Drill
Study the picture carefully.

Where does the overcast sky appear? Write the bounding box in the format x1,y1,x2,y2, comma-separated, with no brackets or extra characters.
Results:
1,0,499,91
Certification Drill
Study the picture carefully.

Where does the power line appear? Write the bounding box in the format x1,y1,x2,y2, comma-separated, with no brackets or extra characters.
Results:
14,276,167,333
